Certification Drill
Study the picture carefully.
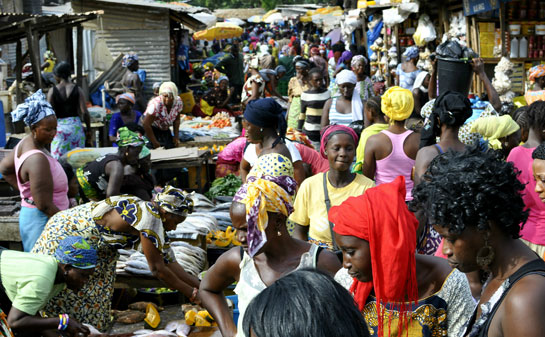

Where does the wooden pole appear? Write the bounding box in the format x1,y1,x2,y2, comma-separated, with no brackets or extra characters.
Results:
500,1,506,56
76,24,83,88
24,21,41,91
15,40,22,105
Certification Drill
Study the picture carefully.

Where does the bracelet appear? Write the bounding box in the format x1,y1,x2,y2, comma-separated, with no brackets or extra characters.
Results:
57,314,69,331
189,287,198,303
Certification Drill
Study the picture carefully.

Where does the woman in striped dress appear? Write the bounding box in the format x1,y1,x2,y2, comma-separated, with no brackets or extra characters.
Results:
321,70,358,128
300,68,331,149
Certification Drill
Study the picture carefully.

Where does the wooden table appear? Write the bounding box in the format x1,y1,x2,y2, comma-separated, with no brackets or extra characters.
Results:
150,148,212,192
179,136,237,149
114,271,167,289
0,216,22,250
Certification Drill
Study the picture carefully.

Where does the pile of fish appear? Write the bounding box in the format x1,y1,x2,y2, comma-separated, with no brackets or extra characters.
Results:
118,243,206,277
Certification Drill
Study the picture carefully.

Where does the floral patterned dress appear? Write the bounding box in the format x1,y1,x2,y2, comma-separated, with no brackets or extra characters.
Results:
32,196,175,331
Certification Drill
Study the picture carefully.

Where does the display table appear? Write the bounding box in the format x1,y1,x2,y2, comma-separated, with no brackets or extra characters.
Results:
150,147,212,192
179,135,238,148
114,271,167,289
0,216,21,249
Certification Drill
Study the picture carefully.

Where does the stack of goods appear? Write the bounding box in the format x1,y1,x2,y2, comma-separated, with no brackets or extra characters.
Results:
116,249,137,274
179,114,239,138
122,243,206,277
167,213,218,238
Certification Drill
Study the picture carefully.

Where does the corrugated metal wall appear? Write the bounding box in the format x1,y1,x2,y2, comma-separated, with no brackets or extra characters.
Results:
95,29,170,97
72,0,172,98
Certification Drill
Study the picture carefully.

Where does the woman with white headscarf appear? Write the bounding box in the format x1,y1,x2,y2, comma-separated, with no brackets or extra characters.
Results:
321,70,361,127
143,81,183,149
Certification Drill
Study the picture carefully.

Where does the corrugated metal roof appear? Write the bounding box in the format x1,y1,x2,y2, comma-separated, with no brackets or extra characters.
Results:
72,0,206,31
0,11,102,44
95,29,171,98
93,0,204,13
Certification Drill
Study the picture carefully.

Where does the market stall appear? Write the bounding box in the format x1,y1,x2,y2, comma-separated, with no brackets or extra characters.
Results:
466,0,545,100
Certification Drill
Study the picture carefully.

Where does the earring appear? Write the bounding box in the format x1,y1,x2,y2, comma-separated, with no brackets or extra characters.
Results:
277,230,282,237
64,271,68,277
476,232,495,268
260,128,264,132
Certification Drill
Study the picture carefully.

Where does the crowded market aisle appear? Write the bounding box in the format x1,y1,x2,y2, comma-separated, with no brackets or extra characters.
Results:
1,1,545,336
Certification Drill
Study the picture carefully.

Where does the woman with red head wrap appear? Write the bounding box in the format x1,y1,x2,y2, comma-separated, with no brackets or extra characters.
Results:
330,176,475,337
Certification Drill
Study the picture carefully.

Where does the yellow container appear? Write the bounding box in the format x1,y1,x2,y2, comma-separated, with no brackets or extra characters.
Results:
179,90,195,114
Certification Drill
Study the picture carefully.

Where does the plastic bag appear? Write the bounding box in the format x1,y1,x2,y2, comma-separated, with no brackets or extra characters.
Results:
436,39,477,60
413,14,437,47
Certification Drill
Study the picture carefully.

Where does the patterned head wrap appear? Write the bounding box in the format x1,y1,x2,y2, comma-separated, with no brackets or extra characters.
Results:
159,81,178,98
139,146,151,159
330,176,418,337
54,236,97,269
351,55,367,68
217,76,229,84
233,154,297,257
403,46,419,60
44,50,56,61
310,46,320,55
116,92,136,105
381,86,414,123
117,127,145,148
529,64,545,82
153,185,194,217
320,125,359,159
11,90,56,126
122,52,139,67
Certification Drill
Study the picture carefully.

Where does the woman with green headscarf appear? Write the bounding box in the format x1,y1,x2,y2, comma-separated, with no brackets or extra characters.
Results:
32,186,199,331
76,127,144,201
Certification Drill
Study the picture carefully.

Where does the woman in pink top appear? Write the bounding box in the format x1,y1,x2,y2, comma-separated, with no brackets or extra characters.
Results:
0,90,69,251
363,86,419,201
508,100,545,257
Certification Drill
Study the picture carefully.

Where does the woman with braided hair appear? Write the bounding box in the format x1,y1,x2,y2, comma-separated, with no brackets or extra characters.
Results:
414,91,473,185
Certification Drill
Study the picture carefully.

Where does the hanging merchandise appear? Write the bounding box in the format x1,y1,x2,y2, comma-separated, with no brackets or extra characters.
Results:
366,15,383,59
413,14,437,47
492,57,516,107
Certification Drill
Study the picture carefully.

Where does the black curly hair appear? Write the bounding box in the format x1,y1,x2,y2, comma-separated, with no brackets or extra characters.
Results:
410,146,528,239
532,142,545,160
527,100,545,132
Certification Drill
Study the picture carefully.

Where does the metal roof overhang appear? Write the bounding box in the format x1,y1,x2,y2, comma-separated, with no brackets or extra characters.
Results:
0,11,102,44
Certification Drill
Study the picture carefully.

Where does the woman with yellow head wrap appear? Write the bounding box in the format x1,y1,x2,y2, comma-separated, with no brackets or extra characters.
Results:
142,81,183,149
362,86,420,201
381,86,414,123
199,153,341,337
